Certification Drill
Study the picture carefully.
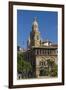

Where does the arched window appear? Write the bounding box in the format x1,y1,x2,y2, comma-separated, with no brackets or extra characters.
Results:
39,61,43,66
47,59,55,67
39,60,48,66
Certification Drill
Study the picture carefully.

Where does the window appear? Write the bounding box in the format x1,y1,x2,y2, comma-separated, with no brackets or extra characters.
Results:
44,49,51,55
37,35,39,40
43,62,45,65
40,49,41,54
37,50,39,55
43,50,45,54
35,49,37,55
48,49,50,55
39,61,43,66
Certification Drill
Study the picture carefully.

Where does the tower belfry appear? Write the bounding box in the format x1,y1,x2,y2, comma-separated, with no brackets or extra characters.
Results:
29,17,40,47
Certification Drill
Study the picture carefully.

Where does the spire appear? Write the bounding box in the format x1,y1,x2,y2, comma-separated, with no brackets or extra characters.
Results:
32,17,38,31
34,17,37,22
33,17,38,26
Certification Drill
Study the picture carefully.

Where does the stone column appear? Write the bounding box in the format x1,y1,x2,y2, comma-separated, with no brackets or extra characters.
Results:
36,67,39,78
35,56,40,78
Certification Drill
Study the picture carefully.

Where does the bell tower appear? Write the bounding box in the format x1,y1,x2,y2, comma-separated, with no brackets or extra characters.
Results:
30,17,40,47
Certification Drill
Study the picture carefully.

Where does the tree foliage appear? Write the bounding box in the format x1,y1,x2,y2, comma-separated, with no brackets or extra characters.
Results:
39,60,58,77
47,59,58,77
17,52,32,74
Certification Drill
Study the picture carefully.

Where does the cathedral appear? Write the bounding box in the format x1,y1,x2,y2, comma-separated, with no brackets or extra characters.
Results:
17,17,58,79
26,17,58,78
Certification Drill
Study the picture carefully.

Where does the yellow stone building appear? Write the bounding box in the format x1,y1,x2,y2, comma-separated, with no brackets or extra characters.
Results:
26,17,58,78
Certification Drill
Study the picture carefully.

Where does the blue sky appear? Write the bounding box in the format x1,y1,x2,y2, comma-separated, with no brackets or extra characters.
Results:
17,10,58,48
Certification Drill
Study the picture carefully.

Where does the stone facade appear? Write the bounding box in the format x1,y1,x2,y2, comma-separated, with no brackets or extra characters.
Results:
26,17,58,78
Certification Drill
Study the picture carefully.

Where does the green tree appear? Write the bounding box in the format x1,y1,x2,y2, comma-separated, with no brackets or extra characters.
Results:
51,64,58,77
47,59,58,77
40,67,49,76
17,52,32,78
